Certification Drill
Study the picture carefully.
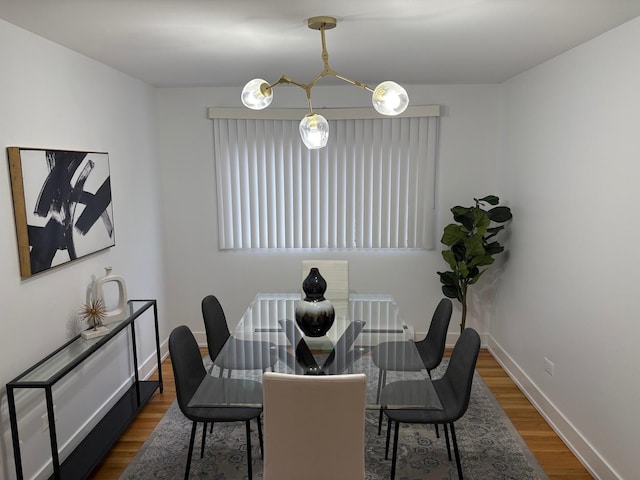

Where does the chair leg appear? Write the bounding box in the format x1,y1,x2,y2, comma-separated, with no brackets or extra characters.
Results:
450,422,463,480
376,368,384,403
385,417,393,459
377,368,388,435
184,421,197,480
256,416,264,459
245,420,253,480
443,423,452,461
390,420,400,480
426,369,440,439
200,422,207,458
209,421,214,434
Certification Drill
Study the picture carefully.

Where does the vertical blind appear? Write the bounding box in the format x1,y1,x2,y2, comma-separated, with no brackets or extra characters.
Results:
211,107,439,250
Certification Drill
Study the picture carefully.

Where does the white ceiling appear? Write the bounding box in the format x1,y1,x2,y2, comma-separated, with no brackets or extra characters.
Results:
1,0,639,88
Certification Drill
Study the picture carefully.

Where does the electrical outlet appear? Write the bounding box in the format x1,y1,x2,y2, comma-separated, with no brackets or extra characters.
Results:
544,357,554,376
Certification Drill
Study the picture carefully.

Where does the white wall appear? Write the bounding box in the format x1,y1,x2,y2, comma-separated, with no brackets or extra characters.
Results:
7,9,638,480
154,84,501,344
0,20,166,479
493,16,640,480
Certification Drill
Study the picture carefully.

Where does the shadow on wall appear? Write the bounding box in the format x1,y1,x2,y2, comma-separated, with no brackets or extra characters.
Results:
467,242,512,334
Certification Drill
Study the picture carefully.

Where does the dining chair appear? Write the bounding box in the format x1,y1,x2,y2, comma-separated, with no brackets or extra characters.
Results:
372,298,453,433
381,327,481,480
202,294,278,376
262,372,367,480
169,325,264,480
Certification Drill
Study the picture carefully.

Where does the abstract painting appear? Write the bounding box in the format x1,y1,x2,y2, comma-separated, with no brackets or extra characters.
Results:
7,147,116,278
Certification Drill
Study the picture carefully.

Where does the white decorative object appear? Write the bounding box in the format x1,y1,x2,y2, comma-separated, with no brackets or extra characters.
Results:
81,326,110,340
92,266,128,324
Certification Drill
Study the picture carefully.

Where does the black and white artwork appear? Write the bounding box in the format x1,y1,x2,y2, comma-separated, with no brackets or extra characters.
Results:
8,148,116,277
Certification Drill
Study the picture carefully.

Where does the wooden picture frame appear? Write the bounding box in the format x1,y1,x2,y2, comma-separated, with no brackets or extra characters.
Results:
7,147,116,278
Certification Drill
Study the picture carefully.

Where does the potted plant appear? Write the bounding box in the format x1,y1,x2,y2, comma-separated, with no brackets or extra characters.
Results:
437,195,513,332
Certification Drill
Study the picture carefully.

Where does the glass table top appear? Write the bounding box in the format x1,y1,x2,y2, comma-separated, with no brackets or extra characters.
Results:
192,294,442,411
9,300,154,386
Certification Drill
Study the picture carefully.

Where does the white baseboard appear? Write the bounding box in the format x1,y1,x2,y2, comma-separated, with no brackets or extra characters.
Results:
487,335,618,480
140,338,170,380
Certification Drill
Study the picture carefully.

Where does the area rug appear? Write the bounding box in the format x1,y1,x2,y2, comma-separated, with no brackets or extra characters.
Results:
120,362,548,480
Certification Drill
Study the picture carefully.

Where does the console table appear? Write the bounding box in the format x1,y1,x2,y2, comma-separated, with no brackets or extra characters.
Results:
6,299,163,480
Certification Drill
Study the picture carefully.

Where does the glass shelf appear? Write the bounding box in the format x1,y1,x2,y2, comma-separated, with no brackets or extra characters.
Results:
10,300,153,386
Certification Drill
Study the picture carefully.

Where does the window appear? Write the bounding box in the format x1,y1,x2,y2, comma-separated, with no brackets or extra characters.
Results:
209,106,440,250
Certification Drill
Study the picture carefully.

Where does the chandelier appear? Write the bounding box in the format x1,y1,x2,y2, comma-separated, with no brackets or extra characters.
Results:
241,16,409,149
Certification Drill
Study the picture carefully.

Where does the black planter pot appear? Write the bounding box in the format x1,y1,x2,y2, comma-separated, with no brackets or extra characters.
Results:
295,267,335,337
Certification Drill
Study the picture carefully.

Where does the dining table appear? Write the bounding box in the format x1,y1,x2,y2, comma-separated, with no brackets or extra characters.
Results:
189,293,442,413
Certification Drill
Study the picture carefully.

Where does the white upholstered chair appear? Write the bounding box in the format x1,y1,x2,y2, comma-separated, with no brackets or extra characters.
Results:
262,372,367,480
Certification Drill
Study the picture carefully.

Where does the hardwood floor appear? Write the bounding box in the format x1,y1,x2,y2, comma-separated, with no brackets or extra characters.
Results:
475,350,592,479
88,349,593,479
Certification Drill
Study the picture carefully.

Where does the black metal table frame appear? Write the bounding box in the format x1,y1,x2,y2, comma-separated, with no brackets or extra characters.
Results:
6,299,163,480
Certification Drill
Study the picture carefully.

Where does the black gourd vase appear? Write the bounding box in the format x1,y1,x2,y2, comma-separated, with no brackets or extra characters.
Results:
295,267,335,337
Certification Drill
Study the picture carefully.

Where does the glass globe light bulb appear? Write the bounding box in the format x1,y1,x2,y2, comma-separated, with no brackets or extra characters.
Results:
372,81,409,115
299,113,329,149
241,78,273,110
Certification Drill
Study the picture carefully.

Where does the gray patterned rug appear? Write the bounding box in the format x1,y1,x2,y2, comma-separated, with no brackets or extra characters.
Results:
120,363,548,480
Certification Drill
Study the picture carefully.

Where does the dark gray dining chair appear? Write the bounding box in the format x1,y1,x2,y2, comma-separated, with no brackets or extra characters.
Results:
381,327,481,480
169,325,264,480
372,298,452,432
202,294,278,376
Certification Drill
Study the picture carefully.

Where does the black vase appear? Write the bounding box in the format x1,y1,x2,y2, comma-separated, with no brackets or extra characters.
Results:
295,267,335,337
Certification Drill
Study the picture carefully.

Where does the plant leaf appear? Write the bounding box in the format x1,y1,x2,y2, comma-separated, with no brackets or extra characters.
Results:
453,209,476,233
441,250,458,270
484,225,504,240
458,261,469,278
451,206,469,217
451,243,466,262
441,224,468,246
442,285,461,301
474,209,491,235
468,255,495,267
438,270,458,286
488,206,512,223
484,242,504,255
464,235,485,258
478,195,499,205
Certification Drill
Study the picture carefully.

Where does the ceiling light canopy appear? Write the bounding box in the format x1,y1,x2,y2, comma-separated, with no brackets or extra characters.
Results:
241,16,409,149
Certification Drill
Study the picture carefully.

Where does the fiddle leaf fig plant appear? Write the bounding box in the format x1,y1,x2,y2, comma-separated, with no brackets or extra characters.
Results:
437,195,513,332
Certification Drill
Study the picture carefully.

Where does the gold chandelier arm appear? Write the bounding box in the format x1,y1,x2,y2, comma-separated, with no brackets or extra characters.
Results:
316,21,374,92
265,75,315,112
266,19,375,103
242,15,409,149
331,71,374,93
